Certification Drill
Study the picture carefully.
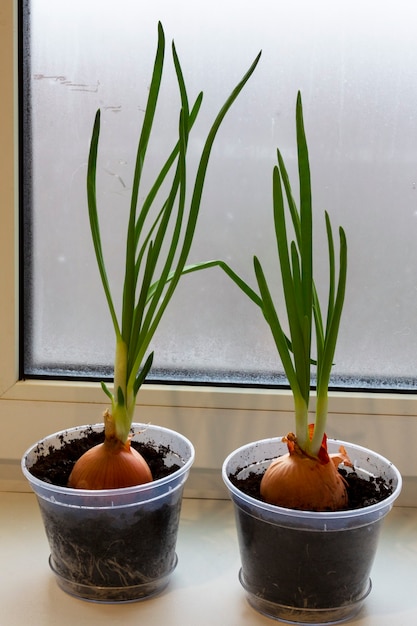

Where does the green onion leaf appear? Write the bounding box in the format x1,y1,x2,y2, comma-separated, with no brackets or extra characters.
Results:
86,22,261,443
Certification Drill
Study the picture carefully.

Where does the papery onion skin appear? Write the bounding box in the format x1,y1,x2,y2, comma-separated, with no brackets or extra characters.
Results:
260,432,350,512
68,436,153,490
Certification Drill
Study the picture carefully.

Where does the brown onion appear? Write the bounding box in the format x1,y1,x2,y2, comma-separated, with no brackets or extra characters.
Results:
68,436,152,490
260,432,351,511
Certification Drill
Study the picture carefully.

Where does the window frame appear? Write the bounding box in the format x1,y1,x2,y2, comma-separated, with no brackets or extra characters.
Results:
1,0,417,503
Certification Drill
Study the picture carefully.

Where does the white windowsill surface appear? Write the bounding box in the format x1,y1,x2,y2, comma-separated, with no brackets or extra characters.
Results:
1,492,416,626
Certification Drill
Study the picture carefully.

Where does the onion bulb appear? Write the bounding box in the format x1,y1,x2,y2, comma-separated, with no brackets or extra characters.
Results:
260,431,352,512
68,435,152,490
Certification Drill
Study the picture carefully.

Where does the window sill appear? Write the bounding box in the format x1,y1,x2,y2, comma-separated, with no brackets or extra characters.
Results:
1,492,416,625
2,381,417,507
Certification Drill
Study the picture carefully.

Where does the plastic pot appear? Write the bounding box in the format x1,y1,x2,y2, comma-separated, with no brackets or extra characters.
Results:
22,423,194,603
222,437,402,624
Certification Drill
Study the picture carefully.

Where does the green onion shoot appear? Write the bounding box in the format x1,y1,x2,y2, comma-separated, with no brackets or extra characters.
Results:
216,92,350,511
68,23,261,490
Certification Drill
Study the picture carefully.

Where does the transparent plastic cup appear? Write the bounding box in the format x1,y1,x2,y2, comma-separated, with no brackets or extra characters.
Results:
222,437,402,624
22,423,194,603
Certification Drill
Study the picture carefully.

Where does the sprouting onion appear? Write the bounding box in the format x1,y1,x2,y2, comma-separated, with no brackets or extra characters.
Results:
214,92,349,510
68,23,261,490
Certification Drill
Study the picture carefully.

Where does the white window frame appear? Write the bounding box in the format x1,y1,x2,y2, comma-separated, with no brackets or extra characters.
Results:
1,0,417,503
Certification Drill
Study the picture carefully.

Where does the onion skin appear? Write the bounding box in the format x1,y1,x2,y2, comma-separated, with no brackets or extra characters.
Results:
260,432,351,512
68,435,153,490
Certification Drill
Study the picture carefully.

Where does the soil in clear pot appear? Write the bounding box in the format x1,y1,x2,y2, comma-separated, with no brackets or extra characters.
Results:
230,466,393,617
38,486,182,601
235,507,381,609
26,426,186,602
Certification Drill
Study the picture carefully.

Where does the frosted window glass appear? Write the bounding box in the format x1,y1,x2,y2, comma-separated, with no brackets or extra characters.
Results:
22,0,417,389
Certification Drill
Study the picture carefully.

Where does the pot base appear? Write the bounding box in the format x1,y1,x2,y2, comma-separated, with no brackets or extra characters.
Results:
240,569,372,625
49,554,178,603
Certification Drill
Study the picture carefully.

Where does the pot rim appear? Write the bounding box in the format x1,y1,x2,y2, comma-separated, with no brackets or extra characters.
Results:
222,436,402,521
21,422,195,498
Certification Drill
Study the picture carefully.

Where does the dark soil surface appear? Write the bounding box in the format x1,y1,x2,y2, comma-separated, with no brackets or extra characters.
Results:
28,426,179,487
229,464,394,511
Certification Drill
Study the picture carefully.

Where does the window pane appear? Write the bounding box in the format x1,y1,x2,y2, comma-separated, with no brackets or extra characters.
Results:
22,0,417,389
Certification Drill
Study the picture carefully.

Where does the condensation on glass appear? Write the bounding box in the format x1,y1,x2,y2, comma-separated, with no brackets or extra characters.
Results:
22,0,417,389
